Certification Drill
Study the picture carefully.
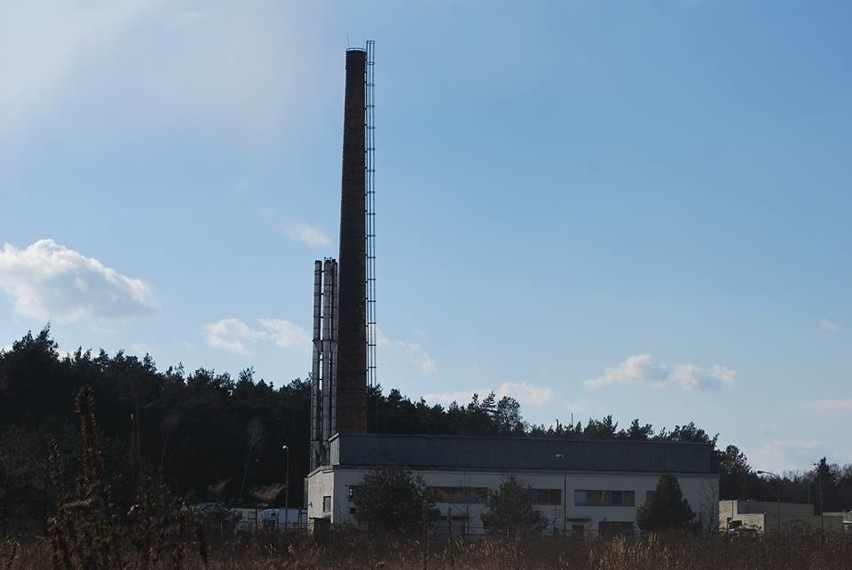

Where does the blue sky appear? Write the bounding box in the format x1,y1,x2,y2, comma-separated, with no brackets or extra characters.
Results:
1,0,850,474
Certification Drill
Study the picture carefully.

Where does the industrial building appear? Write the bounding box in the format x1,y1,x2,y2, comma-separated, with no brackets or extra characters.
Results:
302,43,719,536
306,434,718,536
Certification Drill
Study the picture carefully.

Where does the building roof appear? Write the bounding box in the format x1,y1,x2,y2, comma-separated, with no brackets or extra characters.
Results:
329,433,714,474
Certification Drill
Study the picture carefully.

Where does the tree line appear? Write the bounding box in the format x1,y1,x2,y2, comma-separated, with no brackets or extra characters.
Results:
1,327,850,537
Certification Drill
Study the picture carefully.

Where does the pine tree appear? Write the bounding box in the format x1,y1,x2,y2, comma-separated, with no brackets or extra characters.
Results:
636,473,696,533
481,475,545,538
350,465,436,534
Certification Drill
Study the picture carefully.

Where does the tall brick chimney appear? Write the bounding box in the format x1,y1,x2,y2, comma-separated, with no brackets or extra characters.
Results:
335,49,367,434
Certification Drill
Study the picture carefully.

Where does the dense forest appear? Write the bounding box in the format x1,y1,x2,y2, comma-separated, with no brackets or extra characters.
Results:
1,327,850,537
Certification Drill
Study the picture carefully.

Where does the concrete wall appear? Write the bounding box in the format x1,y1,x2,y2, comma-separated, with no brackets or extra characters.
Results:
306,467,362,524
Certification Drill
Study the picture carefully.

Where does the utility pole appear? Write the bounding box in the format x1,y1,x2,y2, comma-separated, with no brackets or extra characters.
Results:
555,454,567,533
812,462,824,532
756,471,781,534
282,444,290,530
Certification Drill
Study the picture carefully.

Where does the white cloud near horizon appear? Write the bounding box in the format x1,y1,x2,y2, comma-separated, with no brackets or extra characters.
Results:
497,382,554,408
750,440,825,474
257,318,310,348
424,381,555,410
130,342,152,356
809,399,852,411
564,397,592,415
0,239,156,323
422,390,478,407
819,318,838,332
204,317,309,354
585,354,736,391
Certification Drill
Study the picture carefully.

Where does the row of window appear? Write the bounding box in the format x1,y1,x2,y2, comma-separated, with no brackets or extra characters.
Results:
424,487,564,505
419,487,636,507
429,486,488,504
341,486,638,509
574,490,635,507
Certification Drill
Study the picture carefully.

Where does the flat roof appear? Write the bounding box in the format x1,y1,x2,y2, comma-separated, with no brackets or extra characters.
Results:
330,433,714,474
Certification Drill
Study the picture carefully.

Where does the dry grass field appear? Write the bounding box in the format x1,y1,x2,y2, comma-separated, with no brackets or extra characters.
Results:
3,531,851,569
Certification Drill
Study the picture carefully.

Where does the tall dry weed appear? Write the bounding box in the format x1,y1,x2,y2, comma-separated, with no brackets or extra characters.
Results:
47,387,123,569
1,539,18,570
45,386,207,570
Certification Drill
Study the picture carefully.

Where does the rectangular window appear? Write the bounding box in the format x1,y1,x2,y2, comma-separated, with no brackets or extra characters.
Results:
531,488,562,505
322,496,331,513
427,486,488,504
574,490,635,507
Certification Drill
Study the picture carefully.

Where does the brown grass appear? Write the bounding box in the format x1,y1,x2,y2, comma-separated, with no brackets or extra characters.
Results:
4,531,852,569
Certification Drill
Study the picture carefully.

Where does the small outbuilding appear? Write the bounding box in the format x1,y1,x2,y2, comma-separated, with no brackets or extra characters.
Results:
720,500,846,534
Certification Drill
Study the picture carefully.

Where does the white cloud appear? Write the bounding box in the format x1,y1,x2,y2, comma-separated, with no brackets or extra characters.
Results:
585,354,736,392
372,324,391,350
258,318,311,348
819,318,838,332
564,397,592,414
418,355,438,376
423,381,554,410
585,355,665,389
279,221,332,248
130,342,152,356
809,399,852,411
397,340,437,376
356,326,440,390
497,382,554,408
422,390,480,407
204,317,308,355
262,210,332,248
750,440,824,474
375,327,437,377
0,239,155,323
204,318,264,354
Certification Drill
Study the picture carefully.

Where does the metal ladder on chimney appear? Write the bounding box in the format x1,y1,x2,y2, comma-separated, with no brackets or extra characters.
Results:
365,40,377,391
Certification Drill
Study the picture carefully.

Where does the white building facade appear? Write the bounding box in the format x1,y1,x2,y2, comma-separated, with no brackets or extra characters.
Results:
306,434,718,537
